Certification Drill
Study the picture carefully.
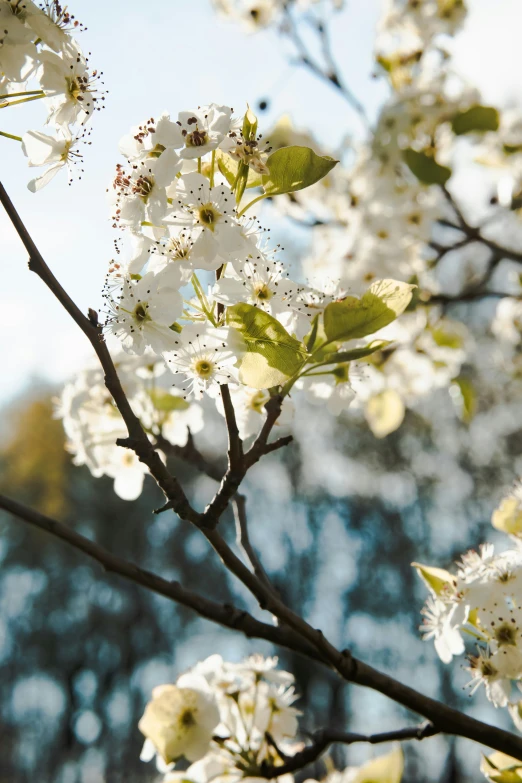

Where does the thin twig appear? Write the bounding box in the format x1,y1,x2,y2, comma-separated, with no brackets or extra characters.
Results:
233,493,277,595
260,722,438,777
281,6,369,129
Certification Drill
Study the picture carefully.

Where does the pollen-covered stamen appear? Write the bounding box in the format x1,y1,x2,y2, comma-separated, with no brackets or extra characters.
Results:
184,126,209,148
112,163,154,201
39,0,86,33
66,54,106,118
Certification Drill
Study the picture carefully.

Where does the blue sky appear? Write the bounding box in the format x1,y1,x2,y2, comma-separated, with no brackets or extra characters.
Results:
0,0,520,404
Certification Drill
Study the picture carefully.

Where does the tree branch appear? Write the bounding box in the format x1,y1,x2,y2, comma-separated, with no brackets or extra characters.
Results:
220,384,243,471
260,722,437,777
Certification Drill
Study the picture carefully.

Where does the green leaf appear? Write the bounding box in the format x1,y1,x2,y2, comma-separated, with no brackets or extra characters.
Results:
412,562,454,597
227,303,308,389
216,150,263,190
148,390,190,413
262,146,338,196
323,280,415,344
403,148,452,185
314,340,390,366
451,105,500,136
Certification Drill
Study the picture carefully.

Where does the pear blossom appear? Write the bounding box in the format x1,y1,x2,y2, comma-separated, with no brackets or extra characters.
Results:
167,172,247,270
37,42,105,125
163,324,238,400
21,125,87,191
109,152,182,228
138,679,220,764
104,269,183,355
176,104,232,159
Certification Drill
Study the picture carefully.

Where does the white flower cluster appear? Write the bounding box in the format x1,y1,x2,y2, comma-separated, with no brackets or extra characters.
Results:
378,0,467,59
56,356,203,500
417,497,522,729
0,0,103,190
99,104,395,454
139,654,404,783
212,0,344,33
138,654,300,779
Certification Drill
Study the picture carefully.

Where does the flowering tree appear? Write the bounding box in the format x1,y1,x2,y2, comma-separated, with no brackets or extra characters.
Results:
3,1,522,781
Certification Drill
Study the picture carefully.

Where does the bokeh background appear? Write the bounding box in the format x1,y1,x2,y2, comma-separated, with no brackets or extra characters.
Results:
1,1,522,781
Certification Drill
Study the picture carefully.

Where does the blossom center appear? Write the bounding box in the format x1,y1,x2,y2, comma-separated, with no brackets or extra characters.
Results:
185,128,209,148
198,203,221,231
494,621,518,646
253,282,272,302
133,302,150,324
193,358,215,379
179,708,196,727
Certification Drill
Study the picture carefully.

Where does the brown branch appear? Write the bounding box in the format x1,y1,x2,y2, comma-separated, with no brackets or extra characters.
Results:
4,493,522,760
220,384,243,470
260,722,437,777
5,182,522,761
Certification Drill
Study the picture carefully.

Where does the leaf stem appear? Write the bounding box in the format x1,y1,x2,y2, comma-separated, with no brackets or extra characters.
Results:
0,90,44,100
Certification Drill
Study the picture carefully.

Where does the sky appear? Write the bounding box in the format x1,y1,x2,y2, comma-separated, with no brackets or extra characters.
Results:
0,0,521,406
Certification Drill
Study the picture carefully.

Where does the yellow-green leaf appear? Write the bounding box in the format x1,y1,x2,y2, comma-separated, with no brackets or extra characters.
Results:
403,148,452,185
262,146,338,196
351,747,404,783
365,389,405,438
227,303,308,389
452,105,500,136
412,562,454,597
492,494,522,537
323,280,415,343
216,150,263,189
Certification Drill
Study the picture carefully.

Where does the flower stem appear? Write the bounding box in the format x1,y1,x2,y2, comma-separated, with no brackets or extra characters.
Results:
0,94,46,109
0,130,23,142
197,157,202,174
210,150,216,188
0,90,44,100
